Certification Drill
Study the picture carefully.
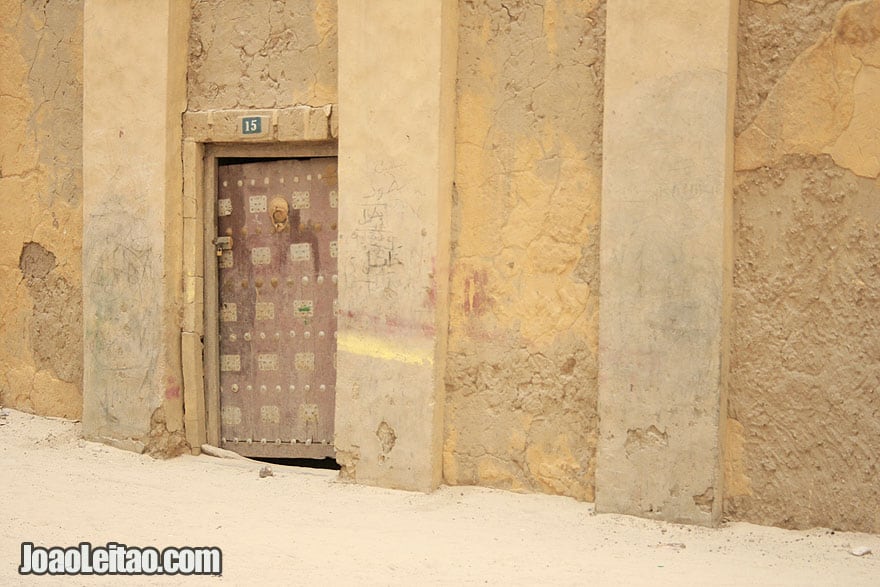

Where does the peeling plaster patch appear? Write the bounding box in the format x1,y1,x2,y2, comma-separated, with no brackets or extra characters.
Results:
445,336,599,501
376,421,396,461
19,242,56,282
736,0,880,178
336,447,360,481
624,425,669,457
571,229,600,287
692,487,714,514
18,242,83,385
735,0,846,134
825,65,880,177
146,405,188,458
732,0,880,535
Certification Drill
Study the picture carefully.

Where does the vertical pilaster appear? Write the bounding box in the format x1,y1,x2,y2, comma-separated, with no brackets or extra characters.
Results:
335,0,458,491
597,0,738,525
82,0,189,449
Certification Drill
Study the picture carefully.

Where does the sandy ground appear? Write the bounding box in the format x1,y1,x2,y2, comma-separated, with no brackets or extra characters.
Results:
0,409,877,586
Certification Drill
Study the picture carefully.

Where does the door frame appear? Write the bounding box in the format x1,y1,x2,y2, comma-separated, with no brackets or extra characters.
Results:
180,106,337,453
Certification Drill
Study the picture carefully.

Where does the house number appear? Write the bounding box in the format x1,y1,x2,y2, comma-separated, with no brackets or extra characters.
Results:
242,116,262,135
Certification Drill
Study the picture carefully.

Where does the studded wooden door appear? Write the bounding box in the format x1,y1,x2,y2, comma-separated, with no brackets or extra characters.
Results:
215,158,337,459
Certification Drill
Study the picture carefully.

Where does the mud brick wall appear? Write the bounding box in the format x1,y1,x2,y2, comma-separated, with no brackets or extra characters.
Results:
728,0,880,533
187,0,337,111
0,0,84,418
444,0,605,501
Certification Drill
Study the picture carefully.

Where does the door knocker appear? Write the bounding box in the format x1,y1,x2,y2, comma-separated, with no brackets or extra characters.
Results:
269,196,289,232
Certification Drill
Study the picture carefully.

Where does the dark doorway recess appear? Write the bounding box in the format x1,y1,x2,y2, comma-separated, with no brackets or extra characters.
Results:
218,157,304,166
253,457,340,470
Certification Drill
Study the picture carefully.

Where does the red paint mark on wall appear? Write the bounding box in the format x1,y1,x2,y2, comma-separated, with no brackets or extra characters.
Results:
165,376,180,400
463,270,490,316
342,310,436,337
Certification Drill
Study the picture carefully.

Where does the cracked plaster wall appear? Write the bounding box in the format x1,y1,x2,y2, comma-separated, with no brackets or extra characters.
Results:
729,0,880,532
444,0,604,501
187,0,337,110
0,0,84,418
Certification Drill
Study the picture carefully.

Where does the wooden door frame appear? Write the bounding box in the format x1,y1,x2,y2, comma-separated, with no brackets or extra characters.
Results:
180,106,338,453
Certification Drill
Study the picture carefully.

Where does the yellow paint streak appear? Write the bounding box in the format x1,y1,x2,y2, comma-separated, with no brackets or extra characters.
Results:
724,418,753,498
337,331,433,366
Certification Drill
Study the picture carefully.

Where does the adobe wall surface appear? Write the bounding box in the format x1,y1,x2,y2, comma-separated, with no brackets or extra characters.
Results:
444,0,605,501
729,0,880,532
187,0,337,110
0,0,84,418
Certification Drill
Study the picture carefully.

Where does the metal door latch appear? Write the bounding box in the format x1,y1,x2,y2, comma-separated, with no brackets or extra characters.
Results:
214,236,233,257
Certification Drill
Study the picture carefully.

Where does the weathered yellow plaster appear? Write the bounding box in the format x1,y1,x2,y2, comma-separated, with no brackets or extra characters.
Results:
825,65,880,178
0,0,84,419
445,0,605,501
736,0,880,179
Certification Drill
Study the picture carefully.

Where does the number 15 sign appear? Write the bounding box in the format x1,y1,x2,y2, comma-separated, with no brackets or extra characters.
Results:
240,116,266,137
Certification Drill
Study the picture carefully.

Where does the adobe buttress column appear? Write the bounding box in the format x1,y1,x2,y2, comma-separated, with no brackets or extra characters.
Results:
82,0,189,452
596,0,738,525
335,0,458,491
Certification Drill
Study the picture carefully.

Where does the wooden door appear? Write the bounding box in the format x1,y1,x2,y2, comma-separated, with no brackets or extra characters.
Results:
215,158,337,458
